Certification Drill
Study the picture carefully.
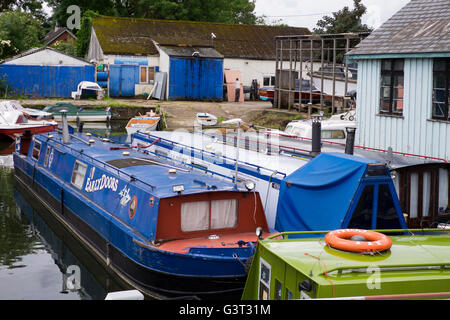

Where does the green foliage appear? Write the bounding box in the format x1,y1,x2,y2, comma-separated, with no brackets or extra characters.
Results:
312,0,373,64
46,0,262,25
0,11,44,59
75,10,100,58
50,40,77,56
313,0,373,34
46,0,116,30
0,0,47,21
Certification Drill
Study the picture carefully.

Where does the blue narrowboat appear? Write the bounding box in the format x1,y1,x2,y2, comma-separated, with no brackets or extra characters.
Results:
13,125,270,299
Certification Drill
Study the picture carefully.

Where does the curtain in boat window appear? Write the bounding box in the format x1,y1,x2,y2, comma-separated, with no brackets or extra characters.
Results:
211,199,238,229
181,201,209,232
439,168,449,213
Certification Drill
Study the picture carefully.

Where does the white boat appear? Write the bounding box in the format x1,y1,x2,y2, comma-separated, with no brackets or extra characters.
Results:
131,129,309,229
0,101,57,140
310,65,358,98
71,81,105,100
126,111,161,135
278,110,356,142
1,100,53,120
196,112,217,126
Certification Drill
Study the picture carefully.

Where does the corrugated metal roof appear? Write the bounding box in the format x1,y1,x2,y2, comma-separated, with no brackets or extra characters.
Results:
92,16,310,60
348,0,450,56
0,47,92,65
160,46,223,59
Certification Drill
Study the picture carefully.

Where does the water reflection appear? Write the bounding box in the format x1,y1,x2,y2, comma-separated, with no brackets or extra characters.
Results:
0,121,129,299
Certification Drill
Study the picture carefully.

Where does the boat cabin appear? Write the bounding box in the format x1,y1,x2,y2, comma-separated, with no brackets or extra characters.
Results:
15,132,269,245
242,229,450,300
275,152,407,233
283,115,356,141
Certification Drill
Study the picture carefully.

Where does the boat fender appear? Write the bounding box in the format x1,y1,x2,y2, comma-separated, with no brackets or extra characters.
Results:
325,229,392,254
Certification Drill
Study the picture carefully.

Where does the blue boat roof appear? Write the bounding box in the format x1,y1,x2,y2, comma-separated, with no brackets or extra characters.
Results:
274,152,398,232
39,132,241,198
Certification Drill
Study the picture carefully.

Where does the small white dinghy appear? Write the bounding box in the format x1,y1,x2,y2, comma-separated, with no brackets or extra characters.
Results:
196,112,217,126
126,110,161,135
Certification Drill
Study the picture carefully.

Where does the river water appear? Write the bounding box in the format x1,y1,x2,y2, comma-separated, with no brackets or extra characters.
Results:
0,121,129,300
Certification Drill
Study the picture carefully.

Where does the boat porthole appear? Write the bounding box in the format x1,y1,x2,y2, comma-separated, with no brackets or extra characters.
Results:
129,196,138,219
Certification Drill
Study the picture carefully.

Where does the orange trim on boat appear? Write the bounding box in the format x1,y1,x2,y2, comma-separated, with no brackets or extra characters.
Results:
324,229,392,254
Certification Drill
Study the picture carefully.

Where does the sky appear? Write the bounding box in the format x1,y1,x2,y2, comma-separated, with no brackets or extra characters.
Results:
254,0,411,30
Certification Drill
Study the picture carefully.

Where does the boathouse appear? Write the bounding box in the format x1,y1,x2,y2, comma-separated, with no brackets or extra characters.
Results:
347,0,450,227
86,16,310,99
0,47,95,98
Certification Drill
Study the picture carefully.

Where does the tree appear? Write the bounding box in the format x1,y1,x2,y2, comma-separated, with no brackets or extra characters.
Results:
51,40,77,56
45,0,116,30
1,0,48,21
74,10,99,58
0,11,44,59
46,0,263,26
313,0,373,34
312,0,373,64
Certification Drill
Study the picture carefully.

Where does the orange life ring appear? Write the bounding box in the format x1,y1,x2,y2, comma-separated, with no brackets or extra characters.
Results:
325,229,392,254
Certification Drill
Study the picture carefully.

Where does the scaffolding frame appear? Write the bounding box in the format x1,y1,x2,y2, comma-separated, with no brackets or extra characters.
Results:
274,32,370,115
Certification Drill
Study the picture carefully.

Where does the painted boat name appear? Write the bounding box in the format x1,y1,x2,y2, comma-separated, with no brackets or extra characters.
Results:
85,174,118,192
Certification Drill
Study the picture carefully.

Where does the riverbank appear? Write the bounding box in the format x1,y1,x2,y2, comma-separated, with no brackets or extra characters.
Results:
20,98,305,130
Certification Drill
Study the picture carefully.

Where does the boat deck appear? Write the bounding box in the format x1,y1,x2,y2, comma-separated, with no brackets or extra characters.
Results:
157,232,259,254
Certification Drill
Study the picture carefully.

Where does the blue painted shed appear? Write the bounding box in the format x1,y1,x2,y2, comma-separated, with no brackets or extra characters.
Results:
109,64,139,97
162,46,224,101
0,47,95,98
107,59,159,97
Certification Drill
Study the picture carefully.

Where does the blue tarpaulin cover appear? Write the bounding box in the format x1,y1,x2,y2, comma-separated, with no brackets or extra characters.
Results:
274,152,379,232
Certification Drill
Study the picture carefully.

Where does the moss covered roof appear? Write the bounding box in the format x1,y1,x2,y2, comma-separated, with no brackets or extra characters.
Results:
92,16,310,60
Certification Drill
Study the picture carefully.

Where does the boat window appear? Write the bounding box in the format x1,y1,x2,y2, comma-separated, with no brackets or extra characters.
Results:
71,161,88,190
258,258,271,300
43,146,50,167
438,168,449,215
181,201,210,232
181,199,238,232
284,124,294,134
263,77,270,86
274,279,282,300
321,130,345,139
211,199,238,229
286,289,293,300
366,164,389,176
376,184,403,229
348,185,374,229
155,149,168,158
32,141,41,160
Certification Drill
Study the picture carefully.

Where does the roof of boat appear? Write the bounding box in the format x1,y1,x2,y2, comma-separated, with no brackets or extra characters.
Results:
137,131,310,176
286,119,356,130
38,132,242,198
261,231,450,281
